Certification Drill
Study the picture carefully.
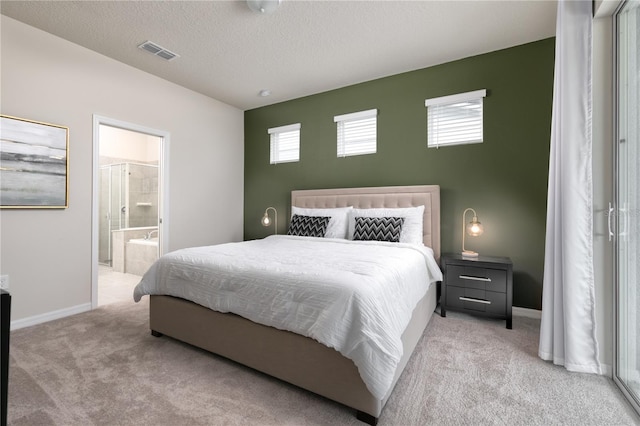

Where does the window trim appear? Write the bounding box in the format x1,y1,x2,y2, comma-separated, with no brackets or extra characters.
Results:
333,108,377,123
267,123,301,135
424,89,487,108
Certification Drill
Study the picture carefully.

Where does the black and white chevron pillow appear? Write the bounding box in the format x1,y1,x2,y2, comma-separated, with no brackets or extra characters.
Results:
353,216,405,243
287,214,330,238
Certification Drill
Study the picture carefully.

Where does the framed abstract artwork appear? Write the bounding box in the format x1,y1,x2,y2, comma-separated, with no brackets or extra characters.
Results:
0,115,69,208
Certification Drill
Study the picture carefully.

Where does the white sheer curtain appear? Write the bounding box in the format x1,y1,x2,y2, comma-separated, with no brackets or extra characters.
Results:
538,0,601,374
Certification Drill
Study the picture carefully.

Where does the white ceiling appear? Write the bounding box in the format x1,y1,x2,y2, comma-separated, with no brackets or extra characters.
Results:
0,0,557,111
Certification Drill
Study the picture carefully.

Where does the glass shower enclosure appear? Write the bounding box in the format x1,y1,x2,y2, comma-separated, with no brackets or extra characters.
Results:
98,162,159,265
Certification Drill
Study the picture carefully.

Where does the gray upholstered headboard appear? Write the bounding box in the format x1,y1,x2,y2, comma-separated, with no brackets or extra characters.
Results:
291,185,441,260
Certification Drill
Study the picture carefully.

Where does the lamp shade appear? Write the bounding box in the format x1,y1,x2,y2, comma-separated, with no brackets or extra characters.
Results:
466,219,484,237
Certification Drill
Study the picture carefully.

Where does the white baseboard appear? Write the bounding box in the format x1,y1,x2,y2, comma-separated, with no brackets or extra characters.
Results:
10,302,92,331
600,363,613,377
513,306,542,319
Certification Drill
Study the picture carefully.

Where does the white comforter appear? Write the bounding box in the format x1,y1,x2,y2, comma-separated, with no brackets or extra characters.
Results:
133,235,443,400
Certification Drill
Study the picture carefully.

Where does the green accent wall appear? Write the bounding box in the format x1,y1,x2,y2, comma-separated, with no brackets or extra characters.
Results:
244,38,554,310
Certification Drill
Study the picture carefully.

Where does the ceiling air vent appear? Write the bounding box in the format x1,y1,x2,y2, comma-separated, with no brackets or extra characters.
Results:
138,41,180,61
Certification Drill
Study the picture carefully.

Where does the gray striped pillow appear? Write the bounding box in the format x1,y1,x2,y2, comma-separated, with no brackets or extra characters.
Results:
353,217,405,243
287,214,330,238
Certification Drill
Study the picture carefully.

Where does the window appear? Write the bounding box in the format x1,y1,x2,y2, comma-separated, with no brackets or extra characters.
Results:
425,89,487,148
334,109,377,157
268,123,300,164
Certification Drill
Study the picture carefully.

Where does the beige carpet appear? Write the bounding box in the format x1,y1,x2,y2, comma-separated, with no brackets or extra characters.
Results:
7,297,639,425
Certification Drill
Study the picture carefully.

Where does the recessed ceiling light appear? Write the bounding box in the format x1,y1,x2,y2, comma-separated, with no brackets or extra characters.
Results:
259,89,272,97
247,0,281,14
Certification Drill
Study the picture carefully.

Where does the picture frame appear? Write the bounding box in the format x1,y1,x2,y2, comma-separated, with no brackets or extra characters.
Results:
0,114,69,208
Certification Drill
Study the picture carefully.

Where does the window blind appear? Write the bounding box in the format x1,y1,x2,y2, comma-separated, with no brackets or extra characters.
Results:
268,123,300,164
425,89,486,148
334,109,377,157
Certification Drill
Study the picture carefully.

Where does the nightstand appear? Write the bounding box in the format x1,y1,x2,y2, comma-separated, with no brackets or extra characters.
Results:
440,253,513,329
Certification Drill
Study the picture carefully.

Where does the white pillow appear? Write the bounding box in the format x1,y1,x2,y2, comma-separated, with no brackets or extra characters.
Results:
348,205,425,245
291,206,353,239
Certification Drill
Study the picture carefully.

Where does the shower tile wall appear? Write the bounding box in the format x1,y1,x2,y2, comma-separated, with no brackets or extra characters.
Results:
128,163,158,228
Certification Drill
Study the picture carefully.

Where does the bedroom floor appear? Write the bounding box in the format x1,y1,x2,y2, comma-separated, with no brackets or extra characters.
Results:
98,264,141,306
7,300,637,425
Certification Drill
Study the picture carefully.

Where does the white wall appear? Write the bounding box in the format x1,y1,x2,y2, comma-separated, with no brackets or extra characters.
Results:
0,16,244,322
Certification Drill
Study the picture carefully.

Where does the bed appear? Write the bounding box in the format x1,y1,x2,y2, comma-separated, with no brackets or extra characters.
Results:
134,185,441,425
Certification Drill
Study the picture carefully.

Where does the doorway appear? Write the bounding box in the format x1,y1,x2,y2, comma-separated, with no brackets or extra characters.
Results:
614,0,640,415
92,116,170,308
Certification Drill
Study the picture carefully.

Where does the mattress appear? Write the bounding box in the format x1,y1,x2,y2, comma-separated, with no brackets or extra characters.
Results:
134,235,442,399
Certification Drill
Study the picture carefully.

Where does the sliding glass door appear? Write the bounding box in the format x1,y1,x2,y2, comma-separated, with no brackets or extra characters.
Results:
615,0,640,413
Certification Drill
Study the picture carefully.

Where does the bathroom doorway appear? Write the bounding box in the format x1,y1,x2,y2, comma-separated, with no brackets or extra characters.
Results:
92,116,169,308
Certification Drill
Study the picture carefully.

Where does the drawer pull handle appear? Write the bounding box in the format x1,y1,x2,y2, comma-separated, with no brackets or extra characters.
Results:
459,296,491,305
459,275,491,282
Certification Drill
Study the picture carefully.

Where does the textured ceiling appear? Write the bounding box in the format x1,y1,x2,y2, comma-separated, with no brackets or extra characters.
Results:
0,0,557,111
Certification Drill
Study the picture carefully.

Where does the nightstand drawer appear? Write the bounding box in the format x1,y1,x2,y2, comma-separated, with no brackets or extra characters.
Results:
446,286,506,314
446,265,507,293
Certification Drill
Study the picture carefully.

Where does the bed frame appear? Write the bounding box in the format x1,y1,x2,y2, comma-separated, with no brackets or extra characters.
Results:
149,185,441,425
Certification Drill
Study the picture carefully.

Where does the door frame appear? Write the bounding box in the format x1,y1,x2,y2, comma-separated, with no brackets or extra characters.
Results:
613,0,640,415
91,115,170,309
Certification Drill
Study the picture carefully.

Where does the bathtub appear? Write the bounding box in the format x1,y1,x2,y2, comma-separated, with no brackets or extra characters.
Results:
126,237,159,276
129,237,159,246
